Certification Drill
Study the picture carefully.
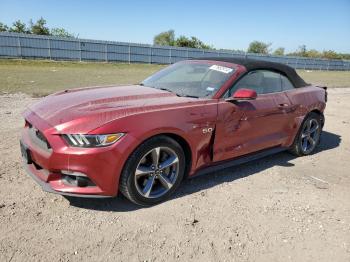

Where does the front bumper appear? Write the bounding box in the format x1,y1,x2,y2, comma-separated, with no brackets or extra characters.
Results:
20,112,137,198
21,156,110,198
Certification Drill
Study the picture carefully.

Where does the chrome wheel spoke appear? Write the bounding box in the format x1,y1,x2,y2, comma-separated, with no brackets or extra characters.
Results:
301,132,308,138
309,123,319,134
142,176,156,197
159,155,179,170
158,173,173,189
302,138,308,151
307,136,315,146
306,120,312,132
151,147,161,167
135,165,153,177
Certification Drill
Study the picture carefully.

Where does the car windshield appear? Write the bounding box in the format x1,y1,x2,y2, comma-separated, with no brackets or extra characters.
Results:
141,61,235,98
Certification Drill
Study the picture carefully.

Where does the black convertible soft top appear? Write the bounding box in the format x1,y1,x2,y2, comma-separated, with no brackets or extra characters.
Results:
195,57,308,88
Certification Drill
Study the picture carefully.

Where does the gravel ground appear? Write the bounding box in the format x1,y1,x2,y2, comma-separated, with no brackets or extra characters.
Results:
0,89,349,262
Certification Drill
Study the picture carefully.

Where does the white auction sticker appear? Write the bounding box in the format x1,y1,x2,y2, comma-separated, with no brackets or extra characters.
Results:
206,87,215,92
209,65,233,74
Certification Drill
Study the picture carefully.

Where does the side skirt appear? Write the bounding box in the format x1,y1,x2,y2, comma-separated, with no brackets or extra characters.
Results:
192,146,287,178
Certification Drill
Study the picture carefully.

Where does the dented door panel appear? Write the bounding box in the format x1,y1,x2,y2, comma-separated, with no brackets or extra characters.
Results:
213,93,294,162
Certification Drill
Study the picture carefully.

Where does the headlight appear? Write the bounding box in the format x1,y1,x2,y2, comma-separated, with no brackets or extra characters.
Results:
62,133,125,147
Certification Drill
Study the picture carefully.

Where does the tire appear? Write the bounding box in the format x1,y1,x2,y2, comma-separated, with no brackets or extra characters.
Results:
289,112,323,156
119,135,186,206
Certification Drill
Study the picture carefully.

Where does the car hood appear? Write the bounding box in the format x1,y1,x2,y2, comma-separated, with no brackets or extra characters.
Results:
26,85,197,134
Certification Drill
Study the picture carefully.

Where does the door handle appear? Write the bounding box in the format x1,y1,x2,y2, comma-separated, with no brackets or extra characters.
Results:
278,103,290,108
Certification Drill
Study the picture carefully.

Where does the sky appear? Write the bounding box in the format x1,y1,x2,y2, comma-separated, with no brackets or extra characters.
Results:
0,0,349,53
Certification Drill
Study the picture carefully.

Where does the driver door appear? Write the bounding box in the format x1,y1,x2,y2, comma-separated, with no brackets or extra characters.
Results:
213,70,294,162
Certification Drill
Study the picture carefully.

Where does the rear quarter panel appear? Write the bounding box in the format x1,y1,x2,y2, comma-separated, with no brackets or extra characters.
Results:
284,85,326,145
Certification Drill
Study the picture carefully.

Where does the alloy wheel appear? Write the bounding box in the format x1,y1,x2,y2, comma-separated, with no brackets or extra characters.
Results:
134,146,179,199
300,118,320,154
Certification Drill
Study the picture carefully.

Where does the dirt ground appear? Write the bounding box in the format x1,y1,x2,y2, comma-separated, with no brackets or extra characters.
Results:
0,88,349,262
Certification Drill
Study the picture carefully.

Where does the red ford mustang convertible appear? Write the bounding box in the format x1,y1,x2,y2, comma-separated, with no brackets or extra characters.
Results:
20,58,327,206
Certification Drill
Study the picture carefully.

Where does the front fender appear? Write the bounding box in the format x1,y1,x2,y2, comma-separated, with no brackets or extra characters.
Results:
90,103,218,176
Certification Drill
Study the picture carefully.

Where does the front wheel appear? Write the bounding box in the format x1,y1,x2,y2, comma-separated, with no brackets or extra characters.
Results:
119,136,186,206
289,112,323,156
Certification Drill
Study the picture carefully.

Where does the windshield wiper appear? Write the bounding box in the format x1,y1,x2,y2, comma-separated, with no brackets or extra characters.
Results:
154,87,199,99
159,87,175,93
176,94,199,98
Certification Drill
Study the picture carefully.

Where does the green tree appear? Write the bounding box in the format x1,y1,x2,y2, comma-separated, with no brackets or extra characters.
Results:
51,28,75,38
9,20,28,33
306,49,320,58
273,47,285,56
247,41,271,54
175,36,211,49
190,36,211,49
30,17,50,35
322,50,341,60
153,30,175,46
153,30,211,49
339,53,350,60
0,22,9,32
174,35,191,47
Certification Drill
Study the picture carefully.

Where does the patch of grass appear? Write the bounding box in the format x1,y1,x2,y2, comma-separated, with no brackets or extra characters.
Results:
297,70,350,88
0,59,349,97
0,59,164,96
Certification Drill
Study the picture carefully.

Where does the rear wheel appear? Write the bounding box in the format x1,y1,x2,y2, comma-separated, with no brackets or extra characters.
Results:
119,136,185,206
289,112,323,156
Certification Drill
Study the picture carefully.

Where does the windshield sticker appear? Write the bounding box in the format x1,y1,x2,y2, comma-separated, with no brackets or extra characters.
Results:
206,87,215,92
209,65,233,74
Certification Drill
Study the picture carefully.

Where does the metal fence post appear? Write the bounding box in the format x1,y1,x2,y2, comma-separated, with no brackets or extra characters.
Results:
17,36,22,58
79,40,82,62
128,44,131,64
149,46,152,64
47,38,51,60
105,43,108,62
312,58,316,70
169,47,172,64
186,49,189,59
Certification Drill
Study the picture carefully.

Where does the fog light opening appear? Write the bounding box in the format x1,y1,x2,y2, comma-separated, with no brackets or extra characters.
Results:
76,176,90,187
60,170,95,187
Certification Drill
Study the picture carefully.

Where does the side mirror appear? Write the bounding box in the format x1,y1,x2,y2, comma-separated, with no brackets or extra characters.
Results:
227,88,257,101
